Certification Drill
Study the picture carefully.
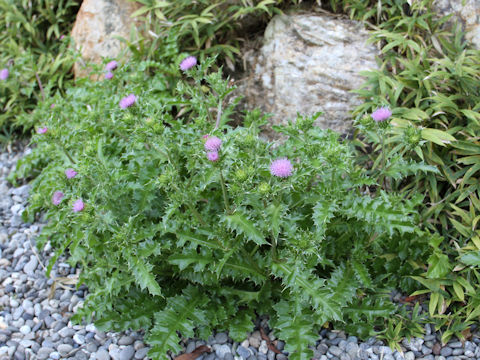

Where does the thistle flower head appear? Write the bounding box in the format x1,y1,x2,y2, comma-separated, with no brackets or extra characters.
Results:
270,158,293,178
37,127,48,134
65,168,78,179
0,68,9,80
207,151,219,162
52,191,64,206
105,71,114,80
371,107,392,122
204,136,222,151
119,94,136,109
180,56,197,71
105,60,118,71
73,199,85,212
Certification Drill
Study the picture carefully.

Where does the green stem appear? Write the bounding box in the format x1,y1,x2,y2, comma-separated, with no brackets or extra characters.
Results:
187,203,206,226
199,86,214,125
219,170,231,214
214,97,223,130
55,139,76,165
249,244,259,257
379,130,387,190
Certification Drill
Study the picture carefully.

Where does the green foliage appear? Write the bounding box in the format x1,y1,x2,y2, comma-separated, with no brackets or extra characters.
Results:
351,0,480,341
0,0,79,133
129,0,303,65
15,53,432,359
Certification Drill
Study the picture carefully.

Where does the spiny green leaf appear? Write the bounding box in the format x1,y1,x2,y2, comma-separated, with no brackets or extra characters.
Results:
223,213,267,246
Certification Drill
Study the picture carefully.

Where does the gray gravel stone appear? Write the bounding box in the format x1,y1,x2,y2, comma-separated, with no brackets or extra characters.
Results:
118,346,135,360
215,332,229,344
57,343,73,356
329,346,343,357
237,346,252,359
119,336,135,346
96,348,111,360
441,347,453,357
135,347,150,359
58,327,76,338
36,347,54,359
216,344,232,359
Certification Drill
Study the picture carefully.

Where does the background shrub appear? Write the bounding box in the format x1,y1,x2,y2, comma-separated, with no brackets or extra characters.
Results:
351,0,480,343
0,0,80,136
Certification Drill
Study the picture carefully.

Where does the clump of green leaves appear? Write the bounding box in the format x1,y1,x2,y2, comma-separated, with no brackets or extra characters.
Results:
351,0,480,343
0,0,80,135
129,0,305,66
15,45,435,359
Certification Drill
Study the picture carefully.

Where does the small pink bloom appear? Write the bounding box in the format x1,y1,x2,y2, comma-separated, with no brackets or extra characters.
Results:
73,199,84,212
270,158,293,178
371,107,392,122
50,104,55,109
105,71,114,80
52,191,64,206
105,60,118,71
0,68,9,80
119,94,136,109
59,35,65,40
207,151,219,162
180,56,197,71
204,136,222,151
65,168,78,179
202,134,209,139
37,127,48,134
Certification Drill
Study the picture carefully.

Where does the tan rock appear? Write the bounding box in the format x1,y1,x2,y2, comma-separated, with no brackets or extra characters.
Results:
433,0,480,49
239,13,379,136
71,0,140,78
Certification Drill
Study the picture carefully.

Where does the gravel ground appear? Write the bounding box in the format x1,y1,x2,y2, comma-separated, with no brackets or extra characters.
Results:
1,143,480,360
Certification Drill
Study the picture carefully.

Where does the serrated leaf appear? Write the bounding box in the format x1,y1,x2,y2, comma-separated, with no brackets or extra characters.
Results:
147,288,208,359
127,256,162,296
228,309,254,342
223,213,267,246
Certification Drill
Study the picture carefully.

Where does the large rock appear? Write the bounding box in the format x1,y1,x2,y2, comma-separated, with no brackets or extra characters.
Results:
240,13,379,135
433,0,480,49
71,0,140,78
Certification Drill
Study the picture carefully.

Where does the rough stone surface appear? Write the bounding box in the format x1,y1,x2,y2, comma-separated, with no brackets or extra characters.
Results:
239,13,378,136
71,0,140,78
433,0,480,49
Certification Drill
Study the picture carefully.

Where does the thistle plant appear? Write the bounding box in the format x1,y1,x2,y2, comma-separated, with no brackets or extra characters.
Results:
15,56,434,359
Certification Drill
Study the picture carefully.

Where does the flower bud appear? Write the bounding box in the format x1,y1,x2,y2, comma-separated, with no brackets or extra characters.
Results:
258,182,270,194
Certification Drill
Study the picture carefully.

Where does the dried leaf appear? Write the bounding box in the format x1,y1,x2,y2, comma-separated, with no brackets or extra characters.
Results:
461,328,472,341
175,346,211,360
259,327,282,354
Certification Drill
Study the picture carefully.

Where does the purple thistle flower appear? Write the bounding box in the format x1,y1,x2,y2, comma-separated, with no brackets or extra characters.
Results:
207,151,219,162
65,168,78,179
105,71,114,80
50,104,55,109
204,136,222,151
73,199,85,212
0,68,9,80
180,56,197,71
371,107,392,122
105,60,118,71
59,35,65,40
37,127,48,134
270,158,293,178
52,191,64,206
119,94,136,109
